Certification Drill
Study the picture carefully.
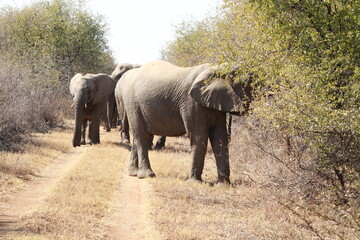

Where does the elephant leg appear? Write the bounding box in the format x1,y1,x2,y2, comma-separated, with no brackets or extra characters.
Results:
128,140,139,176
120,115,130,144
154,136,166,150
81,119,87,145
90,117,101,145
209,119,230,183
190,131,209,181
148,135,154,150
101,114,111,132
87,120,93,145
90,104,104,144
111,105,118,128
135,134,155,179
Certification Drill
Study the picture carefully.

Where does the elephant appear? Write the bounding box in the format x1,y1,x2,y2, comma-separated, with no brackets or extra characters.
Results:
109,63,140,128
70,73,116,147
115,60,252,183
111,63,166,150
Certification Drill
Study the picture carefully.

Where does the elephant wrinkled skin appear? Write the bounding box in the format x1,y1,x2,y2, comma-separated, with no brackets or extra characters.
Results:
112,64,166,149
70,73,116,147
115,60,248,183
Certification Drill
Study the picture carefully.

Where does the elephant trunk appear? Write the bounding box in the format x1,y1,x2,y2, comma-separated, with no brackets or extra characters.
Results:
73,93,86,147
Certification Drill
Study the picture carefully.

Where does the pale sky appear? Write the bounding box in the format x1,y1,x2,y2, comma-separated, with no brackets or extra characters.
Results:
0,0,221,64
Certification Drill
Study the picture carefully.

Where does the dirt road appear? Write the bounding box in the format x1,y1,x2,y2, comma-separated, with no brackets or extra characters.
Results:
0,147,86,235
107,168,161,240
0,140,161,239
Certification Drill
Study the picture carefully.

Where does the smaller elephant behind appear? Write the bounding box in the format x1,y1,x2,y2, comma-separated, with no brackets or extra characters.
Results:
70,73,116,147
109,63,141,129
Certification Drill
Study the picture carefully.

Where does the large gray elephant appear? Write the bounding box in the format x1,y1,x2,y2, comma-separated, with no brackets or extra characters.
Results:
115,60,252,183
112,63,166,150
70,73,116,147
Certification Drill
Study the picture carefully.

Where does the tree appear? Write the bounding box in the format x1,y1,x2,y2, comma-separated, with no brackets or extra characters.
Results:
0,0,115,89
0,0,115,149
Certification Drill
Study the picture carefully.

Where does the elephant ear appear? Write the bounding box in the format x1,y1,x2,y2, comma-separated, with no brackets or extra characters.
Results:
91,74,116,105
69,73,83,97
189,67,243,112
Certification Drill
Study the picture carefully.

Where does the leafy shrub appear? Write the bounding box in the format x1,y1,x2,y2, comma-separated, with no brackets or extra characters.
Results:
162,0,360,237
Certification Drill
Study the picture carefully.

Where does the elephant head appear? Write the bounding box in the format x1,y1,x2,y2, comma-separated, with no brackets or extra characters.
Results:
189,65,254,115
108,63,141,128
111,63,141,82
70,73,115,147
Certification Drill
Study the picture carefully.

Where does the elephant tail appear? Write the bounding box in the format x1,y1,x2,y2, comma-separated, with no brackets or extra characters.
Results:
227,114,232,142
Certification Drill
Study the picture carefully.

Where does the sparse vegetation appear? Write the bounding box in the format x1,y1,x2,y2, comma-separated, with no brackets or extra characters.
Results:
0,0,358,239
2,131,126,240
0,126,73,206
150,124,359,239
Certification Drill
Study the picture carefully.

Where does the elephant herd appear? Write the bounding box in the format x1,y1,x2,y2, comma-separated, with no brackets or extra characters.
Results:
70,61,253,183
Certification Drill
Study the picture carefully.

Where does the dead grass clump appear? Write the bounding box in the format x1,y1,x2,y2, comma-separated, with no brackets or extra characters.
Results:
150,137,191,180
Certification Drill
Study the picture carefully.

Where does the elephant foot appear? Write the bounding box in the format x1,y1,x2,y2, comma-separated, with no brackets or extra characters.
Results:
121,138,130,144
154,143,164,151
80,140,86,145
137,168,156,179
217,176,231,184
188,175,203,183
90,139,100,145
128,166,139,177
73,143,81,148
215,181,231,187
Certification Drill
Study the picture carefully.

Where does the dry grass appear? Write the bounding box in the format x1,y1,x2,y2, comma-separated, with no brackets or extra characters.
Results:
8,131,127,240
1,120,358,239
0,126,73,204
148,136,314,239
147,120,359,240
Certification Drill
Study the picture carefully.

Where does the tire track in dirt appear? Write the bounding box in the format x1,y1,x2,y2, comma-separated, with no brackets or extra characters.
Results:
0,146,88,236
107,165,161,240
